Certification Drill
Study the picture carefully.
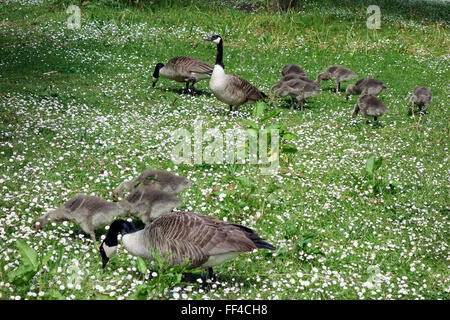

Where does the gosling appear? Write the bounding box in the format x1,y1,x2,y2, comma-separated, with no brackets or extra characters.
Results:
351,94,388,122
408,86,432,115
345,78,387,100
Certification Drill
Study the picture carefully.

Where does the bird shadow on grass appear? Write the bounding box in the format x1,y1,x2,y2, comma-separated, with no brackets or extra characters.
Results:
153,86,213,98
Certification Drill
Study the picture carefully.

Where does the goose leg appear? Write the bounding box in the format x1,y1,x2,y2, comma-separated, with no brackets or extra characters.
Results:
290,97,295,110
189,80,197,96
182,82,190,94
336,82,340,93
408,102,414,116
207,267,217,282
300,99,305,111
229,105,233,112
351,104,360,117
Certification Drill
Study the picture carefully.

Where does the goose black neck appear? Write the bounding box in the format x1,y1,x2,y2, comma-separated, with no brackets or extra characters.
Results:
153,63,164,78
216,39,224,69
104,220,137,247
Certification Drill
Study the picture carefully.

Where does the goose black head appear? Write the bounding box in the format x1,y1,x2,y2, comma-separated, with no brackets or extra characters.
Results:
99,220,137,268
204,34,222,45
152,63,165,87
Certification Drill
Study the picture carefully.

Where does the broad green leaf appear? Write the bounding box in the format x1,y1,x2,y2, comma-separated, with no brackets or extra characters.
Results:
374,157,383,171
136,257,148,275
252,102,267,117
240,119,258,130
282,144,298,153
8,264,36,286
16,239,39,271
282,132,299,141
261,109,282,122
366,155,375,175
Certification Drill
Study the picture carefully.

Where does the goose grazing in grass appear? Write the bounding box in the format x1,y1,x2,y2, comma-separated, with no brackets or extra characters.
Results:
279,73,315,84
112,169,191,201
315,65,357,93
281,64,307,77
352,94,388,122
204,34,266,111
120,188,183,225
408,86,432,115
345,78,387,100
152,57,213,95
33,195,127,242
271,79,320,110
99,211,276,281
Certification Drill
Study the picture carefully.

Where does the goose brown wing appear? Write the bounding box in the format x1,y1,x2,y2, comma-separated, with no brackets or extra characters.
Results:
167,56,213,74
146,211,257,268
228,75,266,101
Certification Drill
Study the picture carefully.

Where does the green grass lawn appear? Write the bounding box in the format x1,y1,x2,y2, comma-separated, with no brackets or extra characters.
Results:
0,0,449,300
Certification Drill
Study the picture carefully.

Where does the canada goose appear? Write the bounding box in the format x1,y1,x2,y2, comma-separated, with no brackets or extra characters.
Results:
99,211,276,281
271,79,320,110
315,65,358,93
345,78,387,100
120,188,183,225
408,86,432,115
351,94,388,122
281,64,307,77
152,57,213,94
33,195,127,242
204,34,266,111
112,169,191,201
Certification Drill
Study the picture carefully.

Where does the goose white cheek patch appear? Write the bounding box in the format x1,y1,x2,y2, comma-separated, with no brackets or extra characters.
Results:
213,38,221,44
103,243,118,258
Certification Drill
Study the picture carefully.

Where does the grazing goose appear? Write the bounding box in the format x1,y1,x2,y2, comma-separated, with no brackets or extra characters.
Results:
271,79,320,110
351,94,388,122
279,73,315,84
120,188,183,225
33,195,127,242
315,65,358,93
408,86,432,115
345,78,387,100
204,34,267,111
112,169,191,201
99,211,276,281
152,57,213,94
281,64,307,77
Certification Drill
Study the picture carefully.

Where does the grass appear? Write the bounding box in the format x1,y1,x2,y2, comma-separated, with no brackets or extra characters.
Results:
0,0,449,300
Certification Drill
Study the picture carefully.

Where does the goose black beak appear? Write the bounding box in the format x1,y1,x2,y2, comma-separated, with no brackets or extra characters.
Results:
204,37,213,41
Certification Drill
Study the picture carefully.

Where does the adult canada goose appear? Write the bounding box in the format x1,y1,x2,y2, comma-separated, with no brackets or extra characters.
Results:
408,86,432,115
33,195,127,242
352,94,388,122
315,65,357,93
120,188,183,225
271,79,320,110
112,169,191,201
152,57,213,94
345,78,387,100
99,211,276,281
281,64,307,77
204,34,267,111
